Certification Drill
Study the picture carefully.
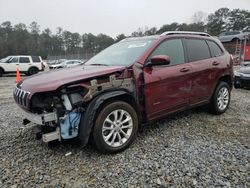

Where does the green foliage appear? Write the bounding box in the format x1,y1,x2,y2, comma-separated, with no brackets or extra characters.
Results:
207,8,250,35
0,8,249,59
115,34,126,42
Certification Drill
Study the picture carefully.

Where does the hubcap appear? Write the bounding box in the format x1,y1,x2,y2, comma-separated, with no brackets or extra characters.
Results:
102,109,133,147
217,87,229,111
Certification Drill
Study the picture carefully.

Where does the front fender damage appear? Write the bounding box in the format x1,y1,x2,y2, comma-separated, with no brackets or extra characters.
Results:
33,74,135,145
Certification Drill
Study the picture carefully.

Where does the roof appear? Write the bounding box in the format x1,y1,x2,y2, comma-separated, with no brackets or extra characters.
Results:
120,35,160,42
160,31,210,37
121,31,211,42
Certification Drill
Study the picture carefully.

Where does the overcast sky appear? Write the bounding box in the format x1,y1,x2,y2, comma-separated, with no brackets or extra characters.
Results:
0,0,249,37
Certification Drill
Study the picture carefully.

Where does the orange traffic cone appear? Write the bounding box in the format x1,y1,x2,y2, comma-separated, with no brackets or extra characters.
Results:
16,68,21,83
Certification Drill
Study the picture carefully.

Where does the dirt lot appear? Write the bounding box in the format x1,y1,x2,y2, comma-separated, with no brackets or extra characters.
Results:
0,76,249,188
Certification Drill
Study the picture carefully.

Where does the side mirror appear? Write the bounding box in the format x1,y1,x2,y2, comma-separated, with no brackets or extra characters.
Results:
146,55,170,67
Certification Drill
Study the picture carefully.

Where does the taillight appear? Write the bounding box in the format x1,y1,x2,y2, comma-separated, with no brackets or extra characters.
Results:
41,62,45,70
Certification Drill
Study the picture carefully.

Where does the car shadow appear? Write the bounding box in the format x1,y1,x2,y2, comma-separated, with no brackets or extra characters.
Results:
140,105,209,131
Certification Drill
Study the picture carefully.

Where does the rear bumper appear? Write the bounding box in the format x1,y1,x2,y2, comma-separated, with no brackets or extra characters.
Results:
17,105,57,125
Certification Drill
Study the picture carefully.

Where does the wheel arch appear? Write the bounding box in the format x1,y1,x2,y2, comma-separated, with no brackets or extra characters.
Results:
218,74,233,89
210,74,233,100
28,66,39,72
0,66,5,72
231,37,240,41
78,90,140,146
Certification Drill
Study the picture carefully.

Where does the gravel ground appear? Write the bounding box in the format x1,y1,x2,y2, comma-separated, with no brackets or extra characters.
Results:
0,76,249,188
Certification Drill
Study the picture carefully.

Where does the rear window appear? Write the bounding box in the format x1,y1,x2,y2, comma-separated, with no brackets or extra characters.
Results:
207,40,223,57
19,57,30,63
31,56,41,62
185,39,211,62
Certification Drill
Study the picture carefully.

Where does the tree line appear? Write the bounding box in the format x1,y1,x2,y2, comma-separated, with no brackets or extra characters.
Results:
0,8,249,59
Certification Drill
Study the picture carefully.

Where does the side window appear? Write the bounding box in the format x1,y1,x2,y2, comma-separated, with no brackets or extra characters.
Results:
151,39,185,66
185,39,211,62
10,57,19,63
207,40,223,57
31,56,41,62
19,57,30,63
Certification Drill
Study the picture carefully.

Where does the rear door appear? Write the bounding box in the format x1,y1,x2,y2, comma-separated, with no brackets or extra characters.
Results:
184,38,213,105
19,56,31,71
143,38,193,120
206,40,226,92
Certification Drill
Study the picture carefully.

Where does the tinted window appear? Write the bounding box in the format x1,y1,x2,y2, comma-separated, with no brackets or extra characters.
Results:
207,40,223,57
10,57,18,63
20,57,30,63
151,39,185,65
186,39,211,62
31,56,41,62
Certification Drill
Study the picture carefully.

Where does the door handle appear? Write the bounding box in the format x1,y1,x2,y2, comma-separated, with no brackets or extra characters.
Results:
212,61,220,66
180,67,190,72
15,64,19,65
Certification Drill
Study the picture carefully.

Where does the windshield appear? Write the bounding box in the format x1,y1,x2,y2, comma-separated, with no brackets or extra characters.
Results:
85,39,154,66
0,56,12,63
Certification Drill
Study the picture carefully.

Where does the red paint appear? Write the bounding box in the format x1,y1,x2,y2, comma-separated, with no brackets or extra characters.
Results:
245,45,250,61
16,34,233,123
21,65,126,94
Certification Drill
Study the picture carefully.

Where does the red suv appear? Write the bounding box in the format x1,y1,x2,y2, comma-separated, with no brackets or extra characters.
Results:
14,31,234,153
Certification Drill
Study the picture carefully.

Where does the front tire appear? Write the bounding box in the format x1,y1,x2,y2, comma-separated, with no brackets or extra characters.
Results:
92,101,138,154
209,81,231,115
0,68,3,77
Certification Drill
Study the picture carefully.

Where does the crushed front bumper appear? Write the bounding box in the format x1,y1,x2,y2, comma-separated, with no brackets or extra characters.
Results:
18,106,58,125
17,106,60,142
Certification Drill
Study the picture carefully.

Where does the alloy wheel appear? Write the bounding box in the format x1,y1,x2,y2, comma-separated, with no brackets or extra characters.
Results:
102,109,133,147
217,87,229,111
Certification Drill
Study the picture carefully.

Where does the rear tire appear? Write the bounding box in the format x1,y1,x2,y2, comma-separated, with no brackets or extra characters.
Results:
92,101,138,154
28,67,39,75
209,81,231,115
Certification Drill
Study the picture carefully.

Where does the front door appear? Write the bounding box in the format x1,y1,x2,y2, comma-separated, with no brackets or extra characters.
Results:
143,38,193,121
4,57,19,72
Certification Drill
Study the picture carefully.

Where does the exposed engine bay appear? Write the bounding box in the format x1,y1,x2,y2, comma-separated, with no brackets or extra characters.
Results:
22,75,134,143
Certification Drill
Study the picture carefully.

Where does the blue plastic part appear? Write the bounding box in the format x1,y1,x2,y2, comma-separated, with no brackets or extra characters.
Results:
60,112,81,139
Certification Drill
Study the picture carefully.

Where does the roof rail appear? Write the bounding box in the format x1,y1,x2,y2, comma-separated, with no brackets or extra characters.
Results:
160,31,210,37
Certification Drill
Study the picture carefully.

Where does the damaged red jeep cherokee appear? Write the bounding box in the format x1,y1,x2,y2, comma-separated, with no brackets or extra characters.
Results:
14,31,234,154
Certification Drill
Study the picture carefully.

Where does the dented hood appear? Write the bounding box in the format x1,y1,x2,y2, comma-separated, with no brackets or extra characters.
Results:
21,65,126,93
